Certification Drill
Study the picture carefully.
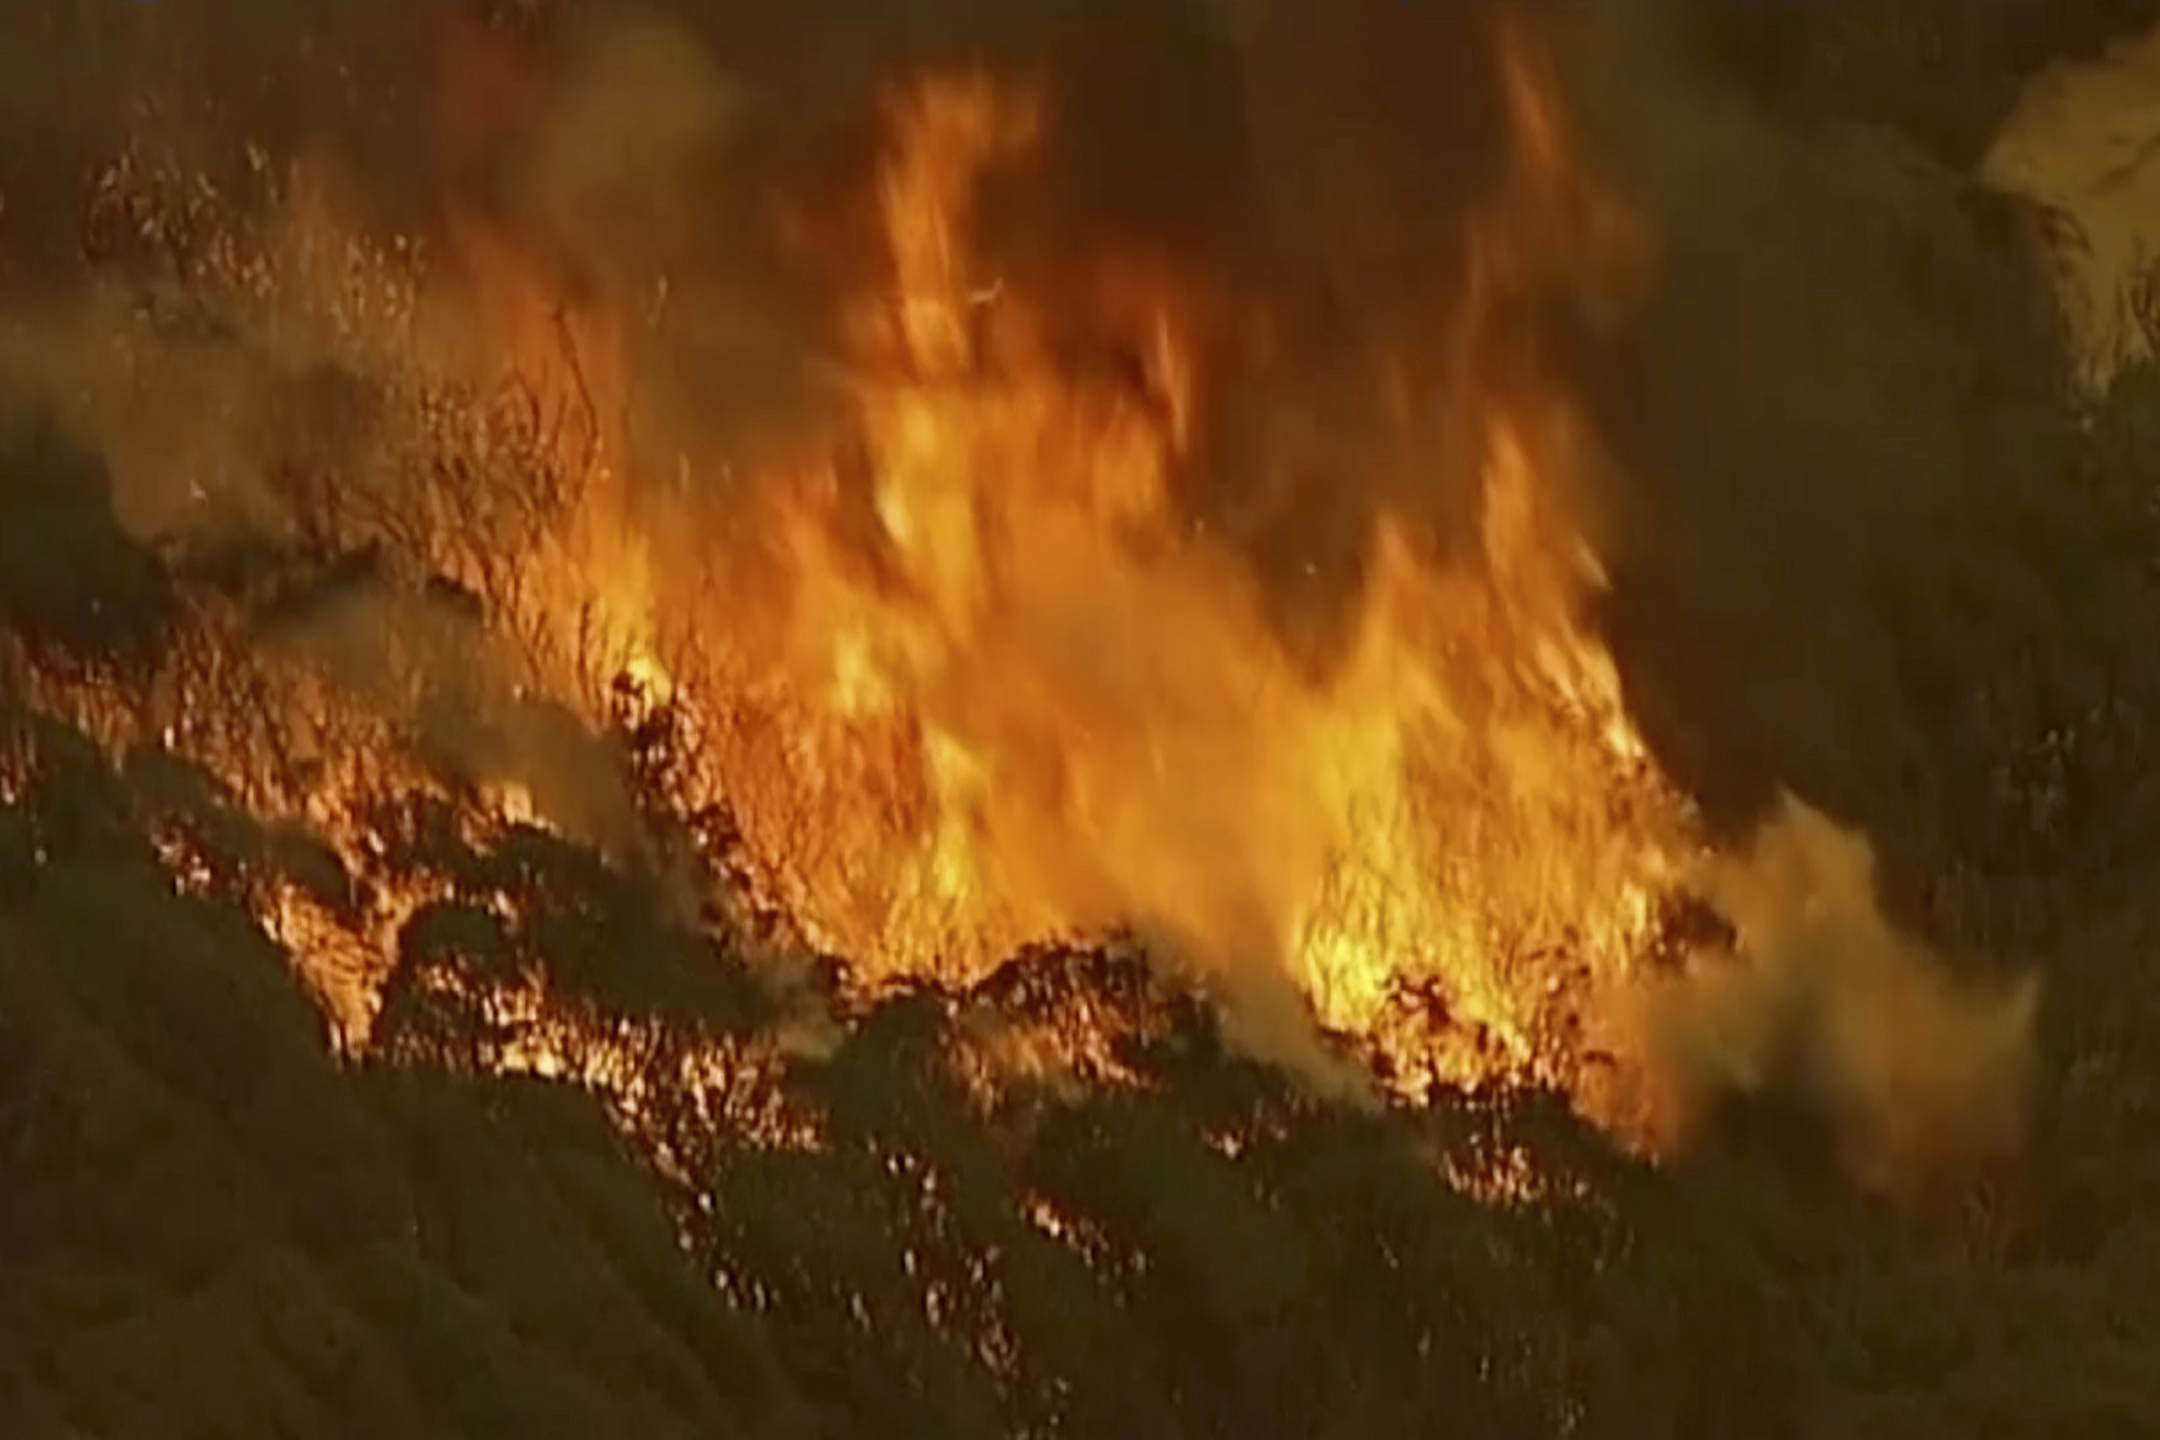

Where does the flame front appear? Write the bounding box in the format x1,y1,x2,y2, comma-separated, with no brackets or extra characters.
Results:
676,56,1692,1100
20,16,1701,1120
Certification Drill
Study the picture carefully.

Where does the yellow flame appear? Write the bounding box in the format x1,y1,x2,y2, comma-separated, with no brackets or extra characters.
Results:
18,19,1702,1124
674,60,1694,1101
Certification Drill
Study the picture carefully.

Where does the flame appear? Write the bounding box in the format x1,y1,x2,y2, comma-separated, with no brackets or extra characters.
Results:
666,52,1693,1103
0,3,2046,1202
15,14,1704,1127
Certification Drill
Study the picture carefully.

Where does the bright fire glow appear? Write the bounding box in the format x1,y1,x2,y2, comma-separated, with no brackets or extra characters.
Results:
620,52,1689,1104
15,16,1704,1128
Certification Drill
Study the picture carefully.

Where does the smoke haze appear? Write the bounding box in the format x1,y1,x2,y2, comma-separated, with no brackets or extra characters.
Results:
0,0,2041,1191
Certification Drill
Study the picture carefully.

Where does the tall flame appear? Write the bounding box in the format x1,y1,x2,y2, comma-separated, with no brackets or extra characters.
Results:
656,45,1693,1101
0,5,2040,1187
11,12,1690,1108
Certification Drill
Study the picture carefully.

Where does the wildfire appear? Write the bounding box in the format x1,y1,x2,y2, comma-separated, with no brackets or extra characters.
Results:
14,9,1703,1121
0,2,2046,1201
659,45,1693,1107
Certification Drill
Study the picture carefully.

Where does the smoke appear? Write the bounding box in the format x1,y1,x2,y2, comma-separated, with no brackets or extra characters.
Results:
0,0,2046,1183
0,0,1565,591
1644,795,2039,1191
256,571,650,857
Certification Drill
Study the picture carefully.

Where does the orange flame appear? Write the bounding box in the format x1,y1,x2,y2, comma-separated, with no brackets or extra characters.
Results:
649,52,1696,1103
22,14,1702,1125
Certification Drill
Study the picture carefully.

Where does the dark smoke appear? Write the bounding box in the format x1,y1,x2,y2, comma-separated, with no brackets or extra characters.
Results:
0,0,1566,664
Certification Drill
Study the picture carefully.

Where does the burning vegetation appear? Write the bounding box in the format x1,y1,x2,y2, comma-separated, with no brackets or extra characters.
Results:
2,0,2026,1174
8,0,2150,1433
0,1,2034,1168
